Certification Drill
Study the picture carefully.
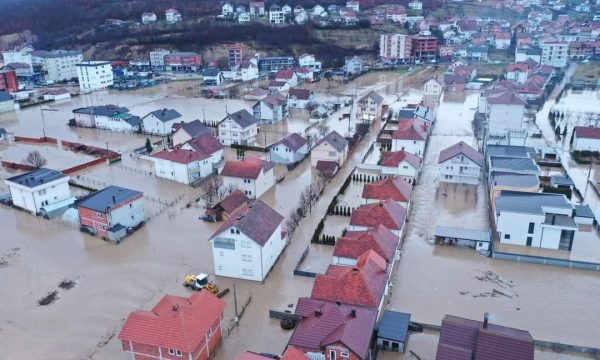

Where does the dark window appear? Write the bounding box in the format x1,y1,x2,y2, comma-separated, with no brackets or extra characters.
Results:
526,236,533,246
528,222,535,234
504,234,510,240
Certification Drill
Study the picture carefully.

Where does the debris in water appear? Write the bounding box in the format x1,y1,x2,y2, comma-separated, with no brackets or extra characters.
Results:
493,288,514,298
475,270,515,289
459,291,471,296
58,279,76,290
472,292,496,298
38,291,59,306
0,247,20,269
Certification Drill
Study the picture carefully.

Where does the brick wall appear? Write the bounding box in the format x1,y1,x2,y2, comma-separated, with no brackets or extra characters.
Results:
78,207,109,237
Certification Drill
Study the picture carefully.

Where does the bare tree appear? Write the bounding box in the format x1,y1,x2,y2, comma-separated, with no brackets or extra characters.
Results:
201,176,225,209
228,85,240,99
317,123,330,136
23,151,47,168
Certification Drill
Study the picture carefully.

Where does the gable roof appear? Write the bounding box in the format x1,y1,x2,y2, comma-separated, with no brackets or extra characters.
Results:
6,168,67,188
202,68,222,77
153,148,209,164
173,120,212,138
575,126,600,139
315,131,348,152
118,292,226,353
223,109,259,128
350,199,406,231
183,134,223,154
362,177,412,203
73,105,129,117
261,93,287,108
275,69,296,79
392,119,428,141
381,151,422,168
76,185,142,212
210,200,283,246
220,156,276,180
145,108,182,122
212,190,249,214
288,88,312,100
334,224,399,262
361,90,384,104
486,91,527,106
290,297,377,359
438,141,483,167
436,314,534,360
311,250,388,308
272,133,308,151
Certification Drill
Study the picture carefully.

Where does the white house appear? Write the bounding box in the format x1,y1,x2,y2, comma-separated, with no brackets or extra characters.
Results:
312,4,326,16
346,0,360,12
275,69,298,87
540,40,568,68
210,200,286,281
253,94,288,123
438,141,483,185
295,10,309,23
165,8,182,23
311,131,349,167
249,1,266,16
573,126,600,152
1,46,33,70
202,68,224,86
495,191,577,251
42,88,71,101
269,133,309,164
423,77,443,96
269,5,285,24
180,133,225,166
240,58,259,81
356,90,384,122
142,108,182,136
72,105,140,132
0,92,18,114
485,91,527,138
76,61,113,92
381,150,422,179
172,119,212,146
238,12,250,23
506,63,531,84
299,54,322,71
282,4,292,15
287,88,313,109
222,2,234,16
344,56,363,75
149,48,171,70
220,156,276,199
391,119,429,155
408,0,423,10
218,109,259,146
142,12,157,24
5,168,71,214
152,149,213,184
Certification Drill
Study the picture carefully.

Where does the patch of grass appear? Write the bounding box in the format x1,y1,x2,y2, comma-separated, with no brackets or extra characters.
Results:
475,63,508,77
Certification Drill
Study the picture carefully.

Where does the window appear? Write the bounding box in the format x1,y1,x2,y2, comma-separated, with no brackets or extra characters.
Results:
218,265,223,271
504,234,510,240
528,222,535,234
340,352,349,358
329,151,337,156
39,189,47,195
230,229,235,234
176,350,182,357
96,213,103,218
129,203,132,208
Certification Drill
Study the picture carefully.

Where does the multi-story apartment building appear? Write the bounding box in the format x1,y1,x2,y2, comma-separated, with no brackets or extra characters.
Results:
76,61,113,92
380,34,413,63
164,52,202,71
149,48,171,70
540,40,569,68
32,50,83,82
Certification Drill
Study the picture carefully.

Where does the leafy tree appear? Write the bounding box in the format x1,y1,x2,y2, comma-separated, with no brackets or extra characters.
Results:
145,138,153,153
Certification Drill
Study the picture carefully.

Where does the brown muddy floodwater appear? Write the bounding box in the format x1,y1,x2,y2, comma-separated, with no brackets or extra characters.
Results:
0,70,598,360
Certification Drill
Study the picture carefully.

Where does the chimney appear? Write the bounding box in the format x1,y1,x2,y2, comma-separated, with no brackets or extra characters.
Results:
350,309,356,318
172,304,179,312
315,309,322,317
483,312,489,328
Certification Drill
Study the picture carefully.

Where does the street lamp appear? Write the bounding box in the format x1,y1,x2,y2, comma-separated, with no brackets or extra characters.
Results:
40,108,59,140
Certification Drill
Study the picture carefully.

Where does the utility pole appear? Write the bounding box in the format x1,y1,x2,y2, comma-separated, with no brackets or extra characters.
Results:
40,108,59,140
584,161,592,200
233,283,239,325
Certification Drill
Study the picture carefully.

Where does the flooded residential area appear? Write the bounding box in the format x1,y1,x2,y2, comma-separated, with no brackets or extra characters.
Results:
2,2,600,360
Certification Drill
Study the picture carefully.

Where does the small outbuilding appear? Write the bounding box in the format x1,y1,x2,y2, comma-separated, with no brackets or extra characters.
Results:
377,310,411,352
574,204,595,226
434,226,491,251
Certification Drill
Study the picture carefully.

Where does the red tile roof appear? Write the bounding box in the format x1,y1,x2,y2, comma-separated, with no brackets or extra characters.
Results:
311,250,388,308
575,126,600,139
220,156,276,180
438,141,483,167
436,315,534,360
290,298,377,359
282,346,308,360
275,69,296,79
507,63,529,72
362,177,412,203
316,160,339,178
213,189,248,214
334,224,399,263
183,134,223,155
350,199,407,231
235,352,273,360
210,199,283,246
288,88,312,100
152,148,209,164
392,119,428,141
118,292,226,353
486,91,527,106
381,150,422,168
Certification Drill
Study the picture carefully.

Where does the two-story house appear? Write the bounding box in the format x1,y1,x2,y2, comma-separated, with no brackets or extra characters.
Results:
142,108,183,136
72,105,140,132
269,133,309,164
287,88,313,109
362,177,412,209
495,191,577,251
333,224,399,266
438,141,483,185
298,53,322,71
5,168,71,215
350,199,407,238
311,131,349,167
356,91,384,122
76,185,144,242
218,109,259,146
274,70,298,87
344,56,363,75
220,156,276,199
209,200,286,281
380,150,422,180
171,119,213,146
152,149,213,184
253,94,288,123
119,292,226,360
391,119,429,155
423,77,443,97
180,133,225,167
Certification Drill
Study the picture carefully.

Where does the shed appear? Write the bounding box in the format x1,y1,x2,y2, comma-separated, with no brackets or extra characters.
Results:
434,226,490,251
550,175,574,189
377,310,411,352
574,204,595,226
39,197,76,219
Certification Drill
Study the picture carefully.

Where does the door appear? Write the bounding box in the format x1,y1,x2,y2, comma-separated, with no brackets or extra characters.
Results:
329,350,336,360
526,236,532,246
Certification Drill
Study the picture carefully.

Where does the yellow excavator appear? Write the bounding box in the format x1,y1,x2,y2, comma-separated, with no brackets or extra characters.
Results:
183,273,219,294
